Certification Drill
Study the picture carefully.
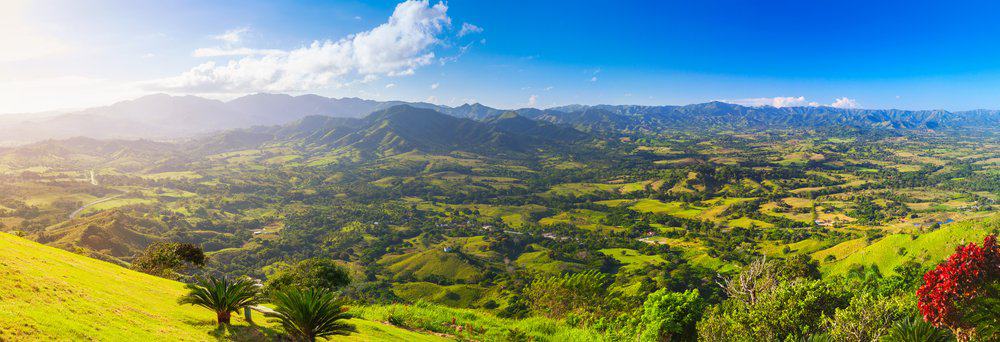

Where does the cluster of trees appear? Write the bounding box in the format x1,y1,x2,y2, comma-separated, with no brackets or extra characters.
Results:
179,257,357,341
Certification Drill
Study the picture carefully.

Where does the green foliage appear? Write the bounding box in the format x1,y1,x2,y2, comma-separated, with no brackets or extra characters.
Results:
883,316,953,342
266,288,356,341
524,270,609,319
639,289,704,341
698,280,850,341
131,241,205,279
178,276,259,326
263,258,351,296
825,293,911,342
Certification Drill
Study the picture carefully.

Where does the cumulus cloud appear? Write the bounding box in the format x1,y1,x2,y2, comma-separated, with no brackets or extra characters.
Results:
528,94,538,106
430,82,439,90
458,22,483,37
589,76,598,82
728,96,810,108
144,0,451,93
831,97,859,108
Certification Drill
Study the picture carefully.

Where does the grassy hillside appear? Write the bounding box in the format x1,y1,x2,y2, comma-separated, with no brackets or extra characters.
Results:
0,232,445,341
817,216,999,276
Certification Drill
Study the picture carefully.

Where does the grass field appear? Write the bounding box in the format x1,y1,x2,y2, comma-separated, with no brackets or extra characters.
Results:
820,217,997,276
393,282,490,308
0,232,457,341
0,232,270,341
599,248,667,272
378,249,483,283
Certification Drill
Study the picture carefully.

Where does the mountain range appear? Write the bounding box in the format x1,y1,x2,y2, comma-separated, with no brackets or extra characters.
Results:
2,93,999,145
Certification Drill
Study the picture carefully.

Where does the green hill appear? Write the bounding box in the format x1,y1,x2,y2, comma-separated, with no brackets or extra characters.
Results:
816,215,999,276
0,232,445,341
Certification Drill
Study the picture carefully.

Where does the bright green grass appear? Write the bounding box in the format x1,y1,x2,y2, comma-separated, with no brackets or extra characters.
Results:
628,199,706,219
727,217,774,229
0,232,444,342
81,197,155,214
330,319,448,342
0,232,271,341
598,248,666,272
515,245,585,275
812,238,869,262
142,171,201,180
821,218,996,276
378,249,483,283
761,238,832,257
539,209,616,231
544,182,620,196
392,282,490,308
353,302,602,341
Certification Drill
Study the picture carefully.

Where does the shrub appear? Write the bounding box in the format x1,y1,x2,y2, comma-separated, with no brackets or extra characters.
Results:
639,289,703,341
917,235,998,340
178,276,259,326
266,288,356,342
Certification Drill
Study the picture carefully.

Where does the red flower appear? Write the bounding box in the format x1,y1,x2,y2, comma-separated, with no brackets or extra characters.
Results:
917,235,999,330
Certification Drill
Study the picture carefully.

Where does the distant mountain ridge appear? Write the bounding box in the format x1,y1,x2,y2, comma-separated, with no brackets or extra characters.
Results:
3,93,999,145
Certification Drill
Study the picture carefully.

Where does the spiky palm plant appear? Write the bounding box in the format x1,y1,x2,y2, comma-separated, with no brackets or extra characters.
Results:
178,276,259,326
883,316,952,342
266,288,356,341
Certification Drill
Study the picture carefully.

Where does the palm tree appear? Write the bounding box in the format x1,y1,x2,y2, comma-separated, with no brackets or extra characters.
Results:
178,276,259,326
883,316,952,342
266,288,356,341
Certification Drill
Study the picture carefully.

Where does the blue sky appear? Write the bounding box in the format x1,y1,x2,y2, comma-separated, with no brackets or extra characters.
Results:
3,0,1000,112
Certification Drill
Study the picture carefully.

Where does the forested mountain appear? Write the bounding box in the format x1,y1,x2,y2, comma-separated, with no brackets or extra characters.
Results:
5,93,1000,146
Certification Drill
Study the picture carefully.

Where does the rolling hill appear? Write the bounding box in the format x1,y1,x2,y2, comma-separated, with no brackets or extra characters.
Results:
0,232,447,341
5,93,1000,146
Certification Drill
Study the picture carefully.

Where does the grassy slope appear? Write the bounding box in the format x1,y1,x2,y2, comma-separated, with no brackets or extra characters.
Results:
0,232,443,341
819,216,997,276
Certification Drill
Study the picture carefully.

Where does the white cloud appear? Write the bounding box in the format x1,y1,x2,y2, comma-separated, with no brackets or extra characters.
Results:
439,42,472,65
458,22,483,37
145,0,451,94
544,86,553,91
831,97,859,109
354,16,362,20
727,96,810,108
212,27,250,44
385,83,396,88
426,95,437,103
589,76,598,82
191,47,285,57
430,82,439,90
528,94,538,106
141,53,156,59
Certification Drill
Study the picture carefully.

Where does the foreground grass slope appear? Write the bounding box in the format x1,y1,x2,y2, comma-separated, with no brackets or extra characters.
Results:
0,232,443,341
0,232,239,340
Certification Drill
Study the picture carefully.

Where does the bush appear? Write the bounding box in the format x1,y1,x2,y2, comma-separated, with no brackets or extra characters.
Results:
639,289,703,341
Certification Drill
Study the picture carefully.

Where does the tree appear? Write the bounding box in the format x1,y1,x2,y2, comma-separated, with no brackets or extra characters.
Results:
132,242,205,279
266,288,356,341
178,276,259,326
917,235,999,341
717,257,780,305
264,258,352,296
639,289,704,342
524,270,608,319
883,315,952,342
825,293,909,342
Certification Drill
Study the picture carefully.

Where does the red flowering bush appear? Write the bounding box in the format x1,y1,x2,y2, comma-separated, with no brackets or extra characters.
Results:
917,235,999,336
